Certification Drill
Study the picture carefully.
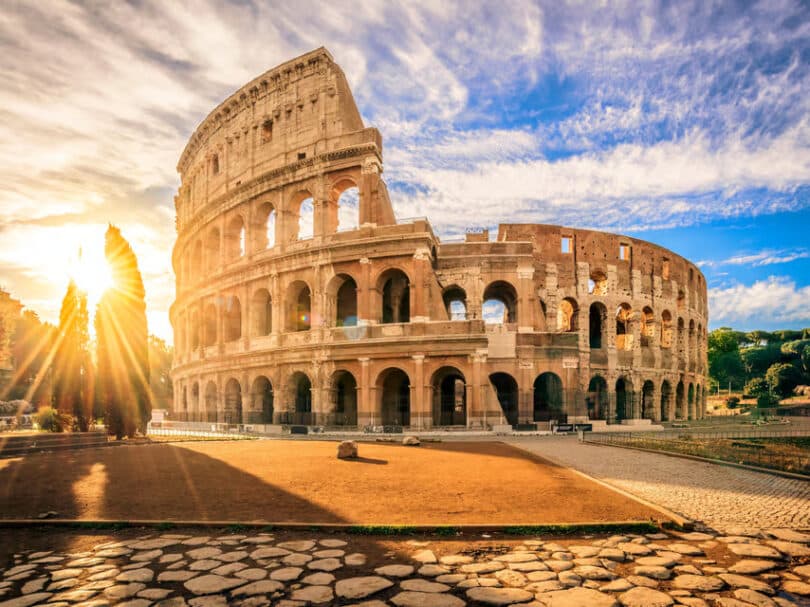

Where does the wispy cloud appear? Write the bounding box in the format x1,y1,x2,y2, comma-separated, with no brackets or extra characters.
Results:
700,249,810,268
709,277,810,326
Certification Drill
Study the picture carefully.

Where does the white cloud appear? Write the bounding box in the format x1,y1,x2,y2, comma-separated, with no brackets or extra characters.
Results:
709,277,810,325
702,249,810,268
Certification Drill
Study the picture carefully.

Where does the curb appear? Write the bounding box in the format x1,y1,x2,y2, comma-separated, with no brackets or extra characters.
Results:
0,519,661,536
583,440,810,481
506,441,694,530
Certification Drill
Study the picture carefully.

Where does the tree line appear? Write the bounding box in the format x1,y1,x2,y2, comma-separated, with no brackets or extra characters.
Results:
708,327,810,407
1,225,173,437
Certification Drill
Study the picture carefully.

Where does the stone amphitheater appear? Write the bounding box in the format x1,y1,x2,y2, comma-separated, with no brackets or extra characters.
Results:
169,48,709,432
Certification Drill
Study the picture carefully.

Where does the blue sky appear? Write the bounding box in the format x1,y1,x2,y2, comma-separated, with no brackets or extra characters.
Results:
0,0,808,340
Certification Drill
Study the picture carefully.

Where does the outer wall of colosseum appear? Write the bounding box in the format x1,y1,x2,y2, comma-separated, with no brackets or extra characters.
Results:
169,48,709,431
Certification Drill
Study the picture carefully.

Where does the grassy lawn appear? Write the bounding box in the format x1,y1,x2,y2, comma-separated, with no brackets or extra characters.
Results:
615,435,810,476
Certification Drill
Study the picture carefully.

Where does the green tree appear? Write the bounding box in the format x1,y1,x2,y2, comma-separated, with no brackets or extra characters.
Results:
8,310,55,404
52,281,93,430
744,377,770,399
708,328,746,390
148,335,173,410
740,344,782,377
95,226,151,439
765,362,802,398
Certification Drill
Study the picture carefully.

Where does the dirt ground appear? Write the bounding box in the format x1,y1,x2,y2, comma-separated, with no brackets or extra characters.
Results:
0,439,662,524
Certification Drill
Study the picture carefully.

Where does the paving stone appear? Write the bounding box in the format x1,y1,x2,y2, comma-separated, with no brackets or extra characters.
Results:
573,566,616,581
229,580,284,596
440,555,473,565
526,580,565,593
188,596,227,607
495,553,538,563
510,561,550,572
105,583,147,600
234,568,266,580
672,574,725,591
96,547,133,558
601,578,634,592
598,549,626,562
794,564,810,577
159,554,184,564
390,591,465,607
276,541,315,552
779,580,810,595
536,586,619,606
345,553,367,566
412,550,437,564
712,599,750,607
249,547,290,559
240,536,274,545
186,548,222,560
20,577,47,594
632,566,671,580
180,537,210,546
732,588,776,607
183,575,246,595
435,574,467,584
318,539,346,548
527,571,558,582
217,551,248,563
766,529,810,543
636,556,678,568
618,586,673,607
47,578,79,591
673,565,702,575
718,573,775,594
132,549,162,562
289,585,333,604
558,571,583,587
766,541,810,557
158,571,198,582
156,598,188,607
418,564,450,577
307,558,342,572
617,543,652,556
116,568,154,583
625,575,658,588
138,588,173,599
0,593,54,607
374,564,414,577
282,553,313,566
545,560,574,572
210,562,247,576
666,544,704,556
399,579,451,594
333,576,394,599
569,546,602,558
727,544,783,559
188,560,221,572
675,598,708,607
494,569,528,587
270,567,302,582
51,569,83,581
129,539,179,550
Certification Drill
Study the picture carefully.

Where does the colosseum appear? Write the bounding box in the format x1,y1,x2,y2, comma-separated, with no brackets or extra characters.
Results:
169,48,709,432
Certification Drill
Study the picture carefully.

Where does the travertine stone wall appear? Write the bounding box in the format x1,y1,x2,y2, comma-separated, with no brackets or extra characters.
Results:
170,48,709,429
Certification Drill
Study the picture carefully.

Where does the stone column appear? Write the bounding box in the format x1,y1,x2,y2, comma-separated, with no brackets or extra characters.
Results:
517,266,535,333
411,249,430,322
357,358,372,427
411,354,427,428
358,257,372,325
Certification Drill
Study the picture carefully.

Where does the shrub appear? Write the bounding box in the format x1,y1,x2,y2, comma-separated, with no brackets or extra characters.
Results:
744,377,770,399
36,406,72,432
766,362,803,398
725,396,740,409
756,393,780,409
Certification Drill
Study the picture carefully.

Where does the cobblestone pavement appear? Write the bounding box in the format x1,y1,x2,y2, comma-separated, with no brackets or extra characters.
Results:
3,527,810,606
507,437,810,531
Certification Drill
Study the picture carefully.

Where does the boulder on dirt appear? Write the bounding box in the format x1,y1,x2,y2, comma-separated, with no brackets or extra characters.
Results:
337,441,358,459
403,436,420,446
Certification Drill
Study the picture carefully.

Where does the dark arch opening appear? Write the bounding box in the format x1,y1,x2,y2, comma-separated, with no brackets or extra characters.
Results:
589,302,606,349
331,371,358,426
432,367,466,426
641,380,655,420
251,376,273,424
380,270,410,324
224,378,242,425
587,376,608,420
534,372,564,422
489,372,518,426
379,368,410,427
660,380,672,421
336,276,358,327
615,377,632,422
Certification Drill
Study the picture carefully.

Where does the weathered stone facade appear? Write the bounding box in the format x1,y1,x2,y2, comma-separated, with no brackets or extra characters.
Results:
169,48,708,430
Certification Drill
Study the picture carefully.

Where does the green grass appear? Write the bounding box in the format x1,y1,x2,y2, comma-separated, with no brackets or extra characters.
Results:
503,522,659,536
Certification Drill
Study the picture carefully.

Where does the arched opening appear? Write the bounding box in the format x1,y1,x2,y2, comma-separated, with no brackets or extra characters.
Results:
225,216,246,260
431,367,466,426
224,378,242,425
203,303,217,346
616,304,633,350
587,376,608,420
334,275,358,327
533,372,564,422
190,310,200,350
641,380,655,420
442,286,467,321
557,298,578,332
289,372,312,425
677,290,685,312
660,380,672,421
677,317,686,361
224,295,241,341
204,381,217,422
286,281,312,332
589,302,607,349
483,281,518,324
641,307,654,347
204,227,220,274
688,383,695,420
489,372,518,426
330,371,358,426
250,376,273,424
297,197,314,240
254,202,276,250
676,380,685,419
378,368,410,427
336,185,360,232
191,382,199,421
190,240,202,282
615,377,632,422
589,271,608,295
251,288,272,336
661,310,673,348
380,269,410,324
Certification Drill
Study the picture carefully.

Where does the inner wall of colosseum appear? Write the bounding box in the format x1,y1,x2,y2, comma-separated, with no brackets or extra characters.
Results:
169,48,709,430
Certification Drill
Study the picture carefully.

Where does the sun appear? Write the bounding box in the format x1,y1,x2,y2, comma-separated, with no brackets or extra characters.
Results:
69,242,114,310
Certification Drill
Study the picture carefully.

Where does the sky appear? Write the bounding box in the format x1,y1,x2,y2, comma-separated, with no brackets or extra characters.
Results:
1,0,809,343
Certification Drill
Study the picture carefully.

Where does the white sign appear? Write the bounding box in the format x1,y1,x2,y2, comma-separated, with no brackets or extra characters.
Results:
562,357,579,369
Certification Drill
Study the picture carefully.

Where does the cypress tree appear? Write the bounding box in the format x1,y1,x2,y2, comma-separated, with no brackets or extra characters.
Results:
95,225,151,438
53,280,92,429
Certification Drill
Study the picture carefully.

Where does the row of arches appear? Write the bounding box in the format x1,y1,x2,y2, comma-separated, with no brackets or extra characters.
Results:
182,184,360,284
586,376,705,422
